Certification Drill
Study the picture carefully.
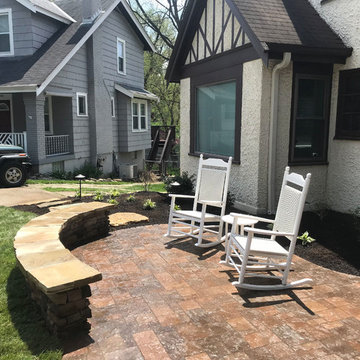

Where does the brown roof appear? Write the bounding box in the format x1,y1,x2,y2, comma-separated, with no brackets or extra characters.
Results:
166,0,352,82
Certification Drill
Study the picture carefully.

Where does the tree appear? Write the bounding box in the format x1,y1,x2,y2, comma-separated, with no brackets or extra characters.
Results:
129,1,184,128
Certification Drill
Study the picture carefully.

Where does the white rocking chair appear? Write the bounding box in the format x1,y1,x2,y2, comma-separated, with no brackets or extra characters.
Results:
165,154,232,248
225,167,312,290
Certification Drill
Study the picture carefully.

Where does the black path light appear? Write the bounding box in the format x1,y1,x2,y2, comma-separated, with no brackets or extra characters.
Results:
75,174,86,200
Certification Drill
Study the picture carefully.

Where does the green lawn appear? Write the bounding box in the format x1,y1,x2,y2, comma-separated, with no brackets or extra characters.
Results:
27,179,133,185
42,183,166,194
0,207,62,360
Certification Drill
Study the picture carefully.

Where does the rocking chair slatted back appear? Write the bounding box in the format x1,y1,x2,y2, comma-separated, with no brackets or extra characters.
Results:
194,155,232,210
273,167,311,241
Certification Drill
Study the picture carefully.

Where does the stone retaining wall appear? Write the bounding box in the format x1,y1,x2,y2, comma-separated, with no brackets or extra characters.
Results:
14,202,113,337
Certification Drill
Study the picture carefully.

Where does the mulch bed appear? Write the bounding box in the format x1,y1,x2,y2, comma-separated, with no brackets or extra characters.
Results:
13,192,360,276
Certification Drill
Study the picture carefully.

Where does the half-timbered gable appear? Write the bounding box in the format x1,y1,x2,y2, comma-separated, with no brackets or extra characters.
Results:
185,0,250,65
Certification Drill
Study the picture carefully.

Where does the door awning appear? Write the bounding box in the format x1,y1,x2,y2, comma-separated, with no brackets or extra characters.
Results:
115,83,159,102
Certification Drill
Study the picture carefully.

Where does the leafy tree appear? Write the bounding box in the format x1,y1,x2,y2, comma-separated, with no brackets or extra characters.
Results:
129,1,184,127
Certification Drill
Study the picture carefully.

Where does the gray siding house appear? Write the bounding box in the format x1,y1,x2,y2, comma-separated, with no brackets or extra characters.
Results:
0,0,156,175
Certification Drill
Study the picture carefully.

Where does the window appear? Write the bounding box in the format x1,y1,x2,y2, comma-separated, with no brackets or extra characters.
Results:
335,68,360,140
0,9,14,56
111,97,115,117
117,38,126,74
132,99,147,131
289,63,332,164
44,96,53,134
76,93,88,116
196,81,236,157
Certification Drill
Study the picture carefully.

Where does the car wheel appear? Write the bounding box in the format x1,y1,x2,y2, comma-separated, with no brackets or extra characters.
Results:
0,163,26,187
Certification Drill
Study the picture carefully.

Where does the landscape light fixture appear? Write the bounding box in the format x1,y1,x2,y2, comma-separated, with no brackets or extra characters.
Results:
75,174,86,200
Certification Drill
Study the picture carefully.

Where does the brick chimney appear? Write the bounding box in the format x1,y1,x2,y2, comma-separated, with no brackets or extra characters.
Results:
82,0,102,24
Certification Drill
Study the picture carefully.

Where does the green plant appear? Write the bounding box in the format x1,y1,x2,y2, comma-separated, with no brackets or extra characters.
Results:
143,199,156,210
164,171,195,195
75,189,81,199
126,194,136,202
297,231,316,246
108,198,119,205
110,189,121,198
139,170,158,192
73,161,103,179
93,191,104,201
174,204,181,210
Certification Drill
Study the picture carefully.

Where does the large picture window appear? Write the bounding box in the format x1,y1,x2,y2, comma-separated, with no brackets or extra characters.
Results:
190,65,242,163
0,9,14,56
335,68,360,140
196,81,236,157
289,63,332,164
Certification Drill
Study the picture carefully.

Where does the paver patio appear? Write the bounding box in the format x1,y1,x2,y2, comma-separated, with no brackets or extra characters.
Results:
64,224,360,359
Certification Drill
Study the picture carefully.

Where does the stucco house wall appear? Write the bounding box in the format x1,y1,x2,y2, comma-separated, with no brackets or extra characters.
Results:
306,0,360,214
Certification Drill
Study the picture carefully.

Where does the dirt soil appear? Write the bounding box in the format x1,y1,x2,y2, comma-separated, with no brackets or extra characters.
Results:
13,192,360,277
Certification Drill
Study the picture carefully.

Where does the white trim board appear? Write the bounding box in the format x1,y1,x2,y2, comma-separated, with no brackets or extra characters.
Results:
36,0,155,96
16,0,75,24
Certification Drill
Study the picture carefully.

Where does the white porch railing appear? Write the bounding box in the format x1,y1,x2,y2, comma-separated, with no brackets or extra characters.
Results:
45,135,70,156
0,132,27,152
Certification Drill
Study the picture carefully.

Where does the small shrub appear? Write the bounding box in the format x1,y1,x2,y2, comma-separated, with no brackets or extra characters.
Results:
139,170,158,192
110,189,121,198
126,194,136,202
75,190,81,199
164,171,195,195
143,199,156,210
297,231,316,246
51,170,73,180
174,204,181,210
74,161,103,179
93,191,104,201
108,198,119,205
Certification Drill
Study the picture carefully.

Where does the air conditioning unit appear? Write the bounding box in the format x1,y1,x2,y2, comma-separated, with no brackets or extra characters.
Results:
119,163,138,179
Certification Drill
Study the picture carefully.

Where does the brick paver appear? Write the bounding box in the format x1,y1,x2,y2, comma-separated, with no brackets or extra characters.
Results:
63,224,360,359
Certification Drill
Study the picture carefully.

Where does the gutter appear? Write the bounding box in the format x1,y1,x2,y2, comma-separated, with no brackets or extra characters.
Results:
267,52,291,214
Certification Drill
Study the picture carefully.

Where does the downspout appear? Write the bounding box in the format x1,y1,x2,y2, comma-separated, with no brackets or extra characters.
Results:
267,52,291,214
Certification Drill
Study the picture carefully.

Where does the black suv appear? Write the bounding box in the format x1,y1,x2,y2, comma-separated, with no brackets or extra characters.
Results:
0,145,32,187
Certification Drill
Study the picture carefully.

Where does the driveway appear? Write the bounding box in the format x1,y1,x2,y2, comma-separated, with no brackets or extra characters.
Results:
0,185,66,206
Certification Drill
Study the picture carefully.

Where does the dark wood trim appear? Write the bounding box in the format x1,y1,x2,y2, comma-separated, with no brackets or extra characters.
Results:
215,10,231,54
212,0,215,53
221,0,224,53
190,59,243,163
335,68,360,140
181,44,258,79
224,0,268,65
288,62,333,165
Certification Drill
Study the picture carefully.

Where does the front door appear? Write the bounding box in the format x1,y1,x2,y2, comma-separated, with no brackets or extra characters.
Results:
0,100,11,132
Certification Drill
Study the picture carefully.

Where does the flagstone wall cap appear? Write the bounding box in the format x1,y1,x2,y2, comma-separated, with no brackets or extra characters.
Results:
14,202,114,294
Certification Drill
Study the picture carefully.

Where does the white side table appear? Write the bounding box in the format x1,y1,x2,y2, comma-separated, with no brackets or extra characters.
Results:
221,215,258,262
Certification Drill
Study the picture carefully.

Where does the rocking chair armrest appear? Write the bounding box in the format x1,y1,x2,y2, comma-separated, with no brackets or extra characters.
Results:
243,227,295,238
198,200,223,206
230,213,275,224
168,194,195,199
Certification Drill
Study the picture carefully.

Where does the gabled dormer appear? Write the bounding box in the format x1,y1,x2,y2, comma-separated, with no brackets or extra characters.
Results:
0,0,75,58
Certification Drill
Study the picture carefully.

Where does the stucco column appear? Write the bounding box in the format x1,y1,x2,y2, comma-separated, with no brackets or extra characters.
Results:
23,93,46,164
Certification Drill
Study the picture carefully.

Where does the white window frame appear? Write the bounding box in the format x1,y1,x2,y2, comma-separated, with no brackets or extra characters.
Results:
117,37,126,75
111,96,115,117
0,8,14,57
76,92,88,117
132,99,148,132
44,95,54,134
